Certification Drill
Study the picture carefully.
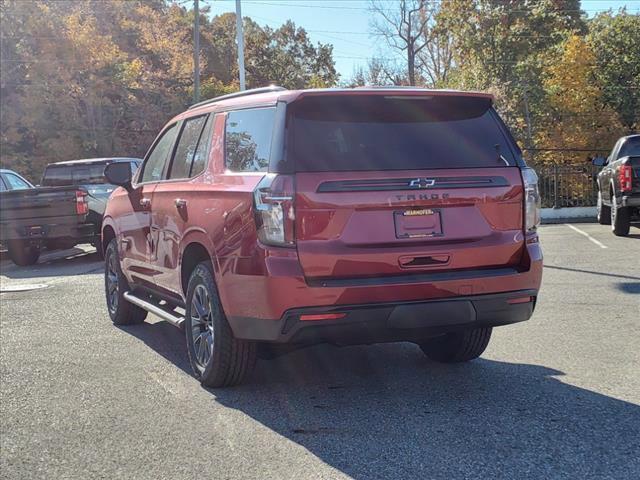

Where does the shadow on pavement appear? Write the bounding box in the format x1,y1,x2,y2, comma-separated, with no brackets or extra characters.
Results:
615,282,640,294
122,321,640,479
545,265,640,281
0,247,103,279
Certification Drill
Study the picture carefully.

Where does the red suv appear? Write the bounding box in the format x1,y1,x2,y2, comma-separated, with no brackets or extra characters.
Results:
102,87,543,387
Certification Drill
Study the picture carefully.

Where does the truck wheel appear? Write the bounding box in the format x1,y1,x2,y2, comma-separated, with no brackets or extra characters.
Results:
104,239,147,325
611,200,630,236
185,262,256,388
596,191,611,225
7,240,40,266
419,327,492,363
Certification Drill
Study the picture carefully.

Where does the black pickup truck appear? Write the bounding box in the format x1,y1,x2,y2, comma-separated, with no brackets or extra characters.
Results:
0,158,141,265
593,134,640,236
0,170,92,265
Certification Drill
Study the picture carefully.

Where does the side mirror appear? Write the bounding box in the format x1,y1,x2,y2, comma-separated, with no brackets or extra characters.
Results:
592,156,606,167
104,162,132,189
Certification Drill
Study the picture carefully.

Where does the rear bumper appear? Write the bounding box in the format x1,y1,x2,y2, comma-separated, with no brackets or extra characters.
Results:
221,239,543,344
230,289,537,344
621,194,640,207
0,221,95,243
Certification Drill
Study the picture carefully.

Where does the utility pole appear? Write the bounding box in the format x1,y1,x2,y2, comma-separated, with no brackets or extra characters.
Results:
193,0,200,103
235,0,246,90
522,85,535,164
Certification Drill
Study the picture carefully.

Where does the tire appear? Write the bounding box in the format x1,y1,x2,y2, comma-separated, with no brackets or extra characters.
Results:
419,327,492,363
7,240,40,266
104,239,147,325
185,262,256,387
596,191,611,225
611,199,630,237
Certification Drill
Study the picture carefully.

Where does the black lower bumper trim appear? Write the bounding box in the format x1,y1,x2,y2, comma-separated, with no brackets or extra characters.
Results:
229,290,538,345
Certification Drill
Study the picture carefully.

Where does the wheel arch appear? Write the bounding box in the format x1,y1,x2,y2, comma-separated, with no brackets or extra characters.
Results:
101,220,117,255
180,234,217,298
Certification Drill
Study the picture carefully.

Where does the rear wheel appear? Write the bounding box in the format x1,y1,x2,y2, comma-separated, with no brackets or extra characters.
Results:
7,240,40,266
419,327,492,363
596,191,611,225
185,262,256,387
104,239,147,325
611,199,630,236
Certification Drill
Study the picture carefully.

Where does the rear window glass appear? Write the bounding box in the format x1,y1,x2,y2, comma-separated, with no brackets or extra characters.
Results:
43,164,106,186
620,137,640,157
169,115,208,179
288,96,517,171
225,107,275,172
42,162,138,186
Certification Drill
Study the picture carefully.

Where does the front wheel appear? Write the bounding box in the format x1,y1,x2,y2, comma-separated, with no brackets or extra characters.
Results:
419,327,492,363
104,239,147,325
596,191,611,225
7,240,40,266
185,262,256,387
611,200,630,236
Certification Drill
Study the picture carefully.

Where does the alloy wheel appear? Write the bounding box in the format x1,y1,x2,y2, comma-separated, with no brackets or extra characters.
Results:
106,252,119,313
190,284,214,369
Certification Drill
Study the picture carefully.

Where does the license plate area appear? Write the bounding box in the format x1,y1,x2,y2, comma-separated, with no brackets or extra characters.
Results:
27,225,44,237
394,209,443,239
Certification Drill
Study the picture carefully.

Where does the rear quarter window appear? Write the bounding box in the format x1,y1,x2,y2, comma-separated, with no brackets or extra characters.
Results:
287,95,517,172
225,107,276,172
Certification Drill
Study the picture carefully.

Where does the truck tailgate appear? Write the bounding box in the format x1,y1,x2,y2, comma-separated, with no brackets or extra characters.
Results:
0,187,88,241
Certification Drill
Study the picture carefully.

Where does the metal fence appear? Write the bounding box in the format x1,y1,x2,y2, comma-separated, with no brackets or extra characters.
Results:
536,164,599,208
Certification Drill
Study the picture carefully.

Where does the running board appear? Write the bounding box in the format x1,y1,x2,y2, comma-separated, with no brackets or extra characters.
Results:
123,291,185,328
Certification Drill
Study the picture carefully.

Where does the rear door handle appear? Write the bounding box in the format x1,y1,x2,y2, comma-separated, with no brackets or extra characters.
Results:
140,198,151,208
175,198,187,208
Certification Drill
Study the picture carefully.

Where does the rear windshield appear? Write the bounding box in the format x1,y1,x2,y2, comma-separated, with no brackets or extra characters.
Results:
287,95,517,172
620,136,640,157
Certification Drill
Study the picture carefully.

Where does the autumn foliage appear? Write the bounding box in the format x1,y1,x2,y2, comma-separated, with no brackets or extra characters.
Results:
0,0,337,180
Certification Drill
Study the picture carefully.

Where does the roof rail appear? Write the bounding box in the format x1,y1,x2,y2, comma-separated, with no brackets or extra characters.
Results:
188,85,287,110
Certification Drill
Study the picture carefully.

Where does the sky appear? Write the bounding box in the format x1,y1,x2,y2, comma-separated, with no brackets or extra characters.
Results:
207,0,639,82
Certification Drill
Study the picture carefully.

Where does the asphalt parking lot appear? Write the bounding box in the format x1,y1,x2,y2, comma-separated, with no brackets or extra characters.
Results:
1,224,639,480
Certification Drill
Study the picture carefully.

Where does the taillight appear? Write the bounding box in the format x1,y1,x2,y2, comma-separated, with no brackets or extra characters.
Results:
253,174,295,247
75,190,88,215
619,165,633,192
521,168,540,232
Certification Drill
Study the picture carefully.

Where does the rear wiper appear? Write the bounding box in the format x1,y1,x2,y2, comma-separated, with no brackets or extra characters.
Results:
494,144,510,166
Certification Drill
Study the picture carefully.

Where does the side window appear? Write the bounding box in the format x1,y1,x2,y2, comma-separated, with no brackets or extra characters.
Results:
168,115,208,180
190,114,214,177
225,107,275,172
4,173,31,190
0,176,7,191
140,123,178,183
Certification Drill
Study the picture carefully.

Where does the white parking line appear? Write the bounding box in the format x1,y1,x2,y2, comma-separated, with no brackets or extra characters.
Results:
566,224,608,249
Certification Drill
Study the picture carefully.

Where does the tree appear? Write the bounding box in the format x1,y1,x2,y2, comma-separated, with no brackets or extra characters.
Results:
535,35,622,165
0,1,338,180
436,0,586,159
369,0,432,86
345,57,406,87
588,10,640,132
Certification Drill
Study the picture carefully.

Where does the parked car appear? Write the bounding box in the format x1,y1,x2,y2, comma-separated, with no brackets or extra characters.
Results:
1,168,92,265
0,169,34,191
102,86,543,387
0,158,140,266
593,134,640,236
39,158,142,250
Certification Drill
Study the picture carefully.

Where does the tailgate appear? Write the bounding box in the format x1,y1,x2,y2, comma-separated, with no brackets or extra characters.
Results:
0,187,83,223
286,92,526,281
295,167,524,279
